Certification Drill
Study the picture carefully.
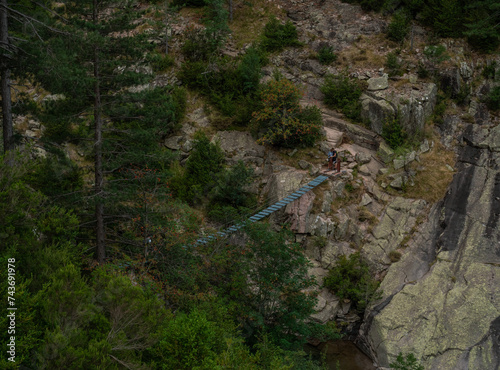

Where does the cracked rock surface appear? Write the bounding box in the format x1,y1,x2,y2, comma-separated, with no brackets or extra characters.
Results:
359,123,500,369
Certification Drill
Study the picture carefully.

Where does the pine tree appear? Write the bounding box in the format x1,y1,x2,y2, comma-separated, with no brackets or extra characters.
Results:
465,0,500,52
0,0,58,160
33,0,182,263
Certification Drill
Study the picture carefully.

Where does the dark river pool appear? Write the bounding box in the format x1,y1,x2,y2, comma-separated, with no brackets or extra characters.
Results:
305,340,376,370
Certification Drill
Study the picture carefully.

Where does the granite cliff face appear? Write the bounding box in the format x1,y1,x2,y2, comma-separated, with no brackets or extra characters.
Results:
359,122,500,369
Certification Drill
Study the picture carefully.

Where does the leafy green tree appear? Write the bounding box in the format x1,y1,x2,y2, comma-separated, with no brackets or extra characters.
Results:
252,78,323,148
0,151,84,369
321,73,365,121
382,112,408,150
37,265,167,369
204,0,230,51
236,223,337,350
260,16,301,52
170,131,225,203
324,252,381,311
153,308,229,369
387,10,410,42
237,47,263,94
210,160,255,208
207,160,256,224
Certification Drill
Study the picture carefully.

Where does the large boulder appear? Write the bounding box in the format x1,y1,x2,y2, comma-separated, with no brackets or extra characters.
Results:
212,131,266,158
360,123,500,370
263,170,304,202
361,83,437,135
367,74,389,91
310,288,340,324
360,94,395,135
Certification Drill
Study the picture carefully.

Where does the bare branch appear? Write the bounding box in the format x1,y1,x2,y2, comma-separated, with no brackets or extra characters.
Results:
1,4,71,36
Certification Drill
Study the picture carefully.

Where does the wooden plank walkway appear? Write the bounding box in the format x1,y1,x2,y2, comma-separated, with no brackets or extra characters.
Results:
194,170,344,246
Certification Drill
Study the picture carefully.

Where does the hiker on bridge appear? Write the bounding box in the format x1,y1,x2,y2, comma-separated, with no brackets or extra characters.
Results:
328,148,337,170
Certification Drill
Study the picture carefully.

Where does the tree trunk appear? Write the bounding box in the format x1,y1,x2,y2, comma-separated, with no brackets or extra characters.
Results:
228,0,233,22
1,0,14,158
165,1,169,55
93,0,105,264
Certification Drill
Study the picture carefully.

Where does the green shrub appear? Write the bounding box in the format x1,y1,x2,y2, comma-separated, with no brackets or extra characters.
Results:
170,131,225,203
387,10,410,42
432,93,447,126
423,44,450,64
345,183,355,193
342,0,385,11
182,26,217,61
487,86,500,111
149,52,175,72
203,0,230,51
42,116,74,143
323,252,380,311
170,86,188,123
417,62,429,79
399,0,424,16
237,47,263,94
482,61,497,79
26,153,82,198
318,46,337,65
252,78,323,148
261,16,301,52
386,51,402,76
390,352,424,370
179,52,261,119
360,0,385,11
209,160,255,208
155,309,228,369
178,61,208,88
320,73,365,121
382,113,408,150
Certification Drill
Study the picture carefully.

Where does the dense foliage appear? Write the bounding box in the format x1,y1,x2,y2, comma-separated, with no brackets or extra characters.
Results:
323,253,381,311
260,16,301,52
341,0,500,51
321,74,365,121
7,0,498,367
487,86,500,111
179,48,263,121
382,113,408,150
318,46,337,65
252,78,323,148
387,10,410,42
0,147,332,368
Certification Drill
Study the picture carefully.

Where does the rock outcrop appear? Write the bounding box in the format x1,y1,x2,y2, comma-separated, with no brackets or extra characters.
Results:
360,122,500,370
361,82,437,135
361,197,426,272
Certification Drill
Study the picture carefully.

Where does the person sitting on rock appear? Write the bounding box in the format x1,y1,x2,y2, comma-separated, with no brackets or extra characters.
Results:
328,148,337,170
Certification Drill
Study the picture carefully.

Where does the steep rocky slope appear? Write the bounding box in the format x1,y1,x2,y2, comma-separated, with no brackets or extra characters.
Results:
270,1,500,368
359,122,500,369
